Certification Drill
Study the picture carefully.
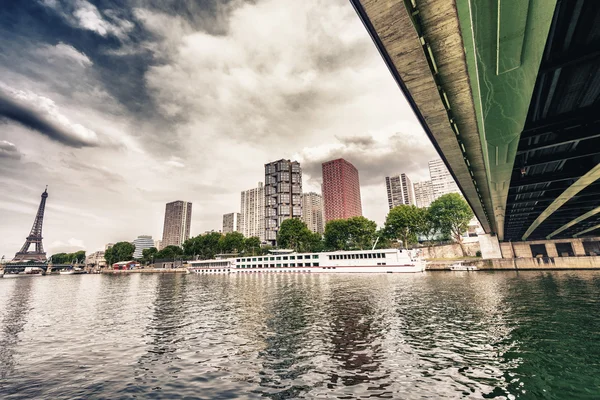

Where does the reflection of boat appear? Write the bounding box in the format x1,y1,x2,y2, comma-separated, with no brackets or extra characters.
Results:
188,248,425,274
60,267,87,275
449,262,477,271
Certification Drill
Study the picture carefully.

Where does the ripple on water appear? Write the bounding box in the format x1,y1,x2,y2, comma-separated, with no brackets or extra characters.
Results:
0,271,600,399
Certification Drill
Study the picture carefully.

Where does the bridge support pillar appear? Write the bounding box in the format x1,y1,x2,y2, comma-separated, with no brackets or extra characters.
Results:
478,234,502,259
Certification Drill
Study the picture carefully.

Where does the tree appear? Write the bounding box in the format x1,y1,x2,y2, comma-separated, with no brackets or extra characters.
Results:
219,232,245,253
105,242,135,265
142,247,158,264
50,251,86,264
243,236,262,255
277,218,319,252
155,245,183,260
182,232,223,260
324,217,378,251
428,193,474,250
384,205,423,248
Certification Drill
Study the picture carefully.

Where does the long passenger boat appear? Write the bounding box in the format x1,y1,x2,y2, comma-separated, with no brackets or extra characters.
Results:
187,248,424,274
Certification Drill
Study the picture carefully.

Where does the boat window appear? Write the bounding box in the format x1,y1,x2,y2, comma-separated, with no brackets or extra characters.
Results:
297,255,302,259
313,262,319,267
277,263,281,267
270,257,275,261
312,255,318,259
290,256,295,260
258,257,263,261
290,263,295,267
276,256,281,260
236,259,240,262
382,263,386,265
283,256,288,260
305,263,311,267
283,263,288,267
252,258,257,261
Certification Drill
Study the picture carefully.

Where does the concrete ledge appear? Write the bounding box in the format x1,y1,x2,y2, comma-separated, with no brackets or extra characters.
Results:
427,256,600,271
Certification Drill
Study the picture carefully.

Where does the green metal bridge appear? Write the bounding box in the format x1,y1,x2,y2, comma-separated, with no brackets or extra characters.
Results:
350,0,600,242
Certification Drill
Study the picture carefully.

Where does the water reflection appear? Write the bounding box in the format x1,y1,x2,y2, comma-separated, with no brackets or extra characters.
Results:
0,279,34,381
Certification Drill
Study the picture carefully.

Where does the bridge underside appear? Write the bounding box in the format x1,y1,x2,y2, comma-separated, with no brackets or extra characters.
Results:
505,0,600,240
351,0,599,242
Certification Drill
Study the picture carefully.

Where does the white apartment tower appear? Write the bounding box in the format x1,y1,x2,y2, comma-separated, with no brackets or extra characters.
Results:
385,173,415,209
414,180,435,208
265,159,302,245
222,212,241,234
302,192,324,234
240,183,265,241
428,159,460,199
133,235,154,259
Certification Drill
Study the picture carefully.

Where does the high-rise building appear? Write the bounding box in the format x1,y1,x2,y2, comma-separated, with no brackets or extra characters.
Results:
385,173,415,209
240,182,265,241
429,159,461,199
222,212,241,234
302,192,324,234
322,158,362,222
133,235,154,259
265,159,302,245
161,200,192,247
414,180,435,208
154,239,163,251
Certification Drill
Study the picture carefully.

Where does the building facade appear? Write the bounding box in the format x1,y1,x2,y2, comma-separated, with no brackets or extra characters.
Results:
322,158,362,222
414,180,435,208
85,251,106,268
240,182,265,241
133,235,154,259
154,239,162,251
265,159,302,245
161,200,192,247
428,159,461,199
222,212,241,234
385,173,415,209
302,192,325,234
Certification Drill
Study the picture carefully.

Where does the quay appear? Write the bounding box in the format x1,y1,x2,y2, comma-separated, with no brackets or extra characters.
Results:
101,268,189,275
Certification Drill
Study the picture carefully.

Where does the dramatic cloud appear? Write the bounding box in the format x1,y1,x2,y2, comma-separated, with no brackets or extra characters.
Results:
36,42,93,67
0,140,22,159
0,84,99,147
0,0,437,257
41,0,134,39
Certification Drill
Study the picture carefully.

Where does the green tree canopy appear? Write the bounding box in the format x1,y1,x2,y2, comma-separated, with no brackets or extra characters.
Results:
183,232,223,260
277,218,321,252
219,232,245,253
428,193,474,244
324,216,378,251
141,247,158,264
155,245,184,260
243,236,262,255
51,250,86,264
383,205,424,248
105,242,135,265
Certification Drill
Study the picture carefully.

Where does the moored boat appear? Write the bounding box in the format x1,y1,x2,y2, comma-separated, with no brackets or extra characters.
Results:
449,262,477,271
188,248,424,274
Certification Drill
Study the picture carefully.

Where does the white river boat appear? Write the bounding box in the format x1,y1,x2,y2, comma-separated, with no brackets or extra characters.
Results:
188,248,424,274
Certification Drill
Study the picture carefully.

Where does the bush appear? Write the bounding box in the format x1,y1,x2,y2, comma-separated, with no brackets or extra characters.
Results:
476,250,482,257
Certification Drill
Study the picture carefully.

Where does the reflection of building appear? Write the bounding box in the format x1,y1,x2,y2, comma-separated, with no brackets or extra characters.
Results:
265,159,302,245
222,212,241,234
302,192,324,234
133,235,154,258
240,183,265,241
429,159,460,199
161,200,192,247
385,173,415,209
322,158,362,222
85,251,106,267
414,180,434,208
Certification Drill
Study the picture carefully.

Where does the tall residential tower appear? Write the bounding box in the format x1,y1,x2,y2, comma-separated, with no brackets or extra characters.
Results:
222,212,241,234
414,180,435,208
265,159,302,245
385,173,415,209
240,182,265,241
428,159,460,199
302,192,325,234
322,158,362,222
161,200,192,247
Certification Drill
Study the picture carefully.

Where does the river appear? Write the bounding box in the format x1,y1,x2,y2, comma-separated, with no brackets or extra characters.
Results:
0,271,599,399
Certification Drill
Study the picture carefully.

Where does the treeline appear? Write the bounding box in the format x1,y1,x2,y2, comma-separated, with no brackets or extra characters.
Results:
50,250,86,264
100,193,473,265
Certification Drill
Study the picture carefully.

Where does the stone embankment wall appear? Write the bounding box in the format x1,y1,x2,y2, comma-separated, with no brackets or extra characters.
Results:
428,256,600,270
102,268,188,274
421,242,480,259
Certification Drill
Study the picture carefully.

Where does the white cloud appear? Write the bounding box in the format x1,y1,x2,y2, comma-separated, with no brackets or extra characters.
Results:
0,140,22,159
165,160,185,168
36,42,92,67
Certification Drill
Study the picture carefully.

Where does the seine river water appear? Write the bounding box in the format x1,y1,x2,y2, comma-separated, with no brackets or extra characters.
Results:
0,271,599,399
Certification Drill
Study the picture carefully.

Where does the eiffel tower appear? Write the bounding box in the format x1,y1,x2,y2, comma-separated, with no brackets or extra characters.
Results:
12,187,49,263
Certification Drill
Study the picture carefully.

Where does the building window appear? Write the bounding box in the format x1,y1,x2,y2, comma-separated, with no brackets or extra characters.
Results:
312,255,318,259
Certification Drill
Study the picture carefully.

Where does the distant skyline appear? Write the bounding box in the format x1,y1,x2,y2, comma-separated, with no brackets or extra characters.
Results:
0,0,437,256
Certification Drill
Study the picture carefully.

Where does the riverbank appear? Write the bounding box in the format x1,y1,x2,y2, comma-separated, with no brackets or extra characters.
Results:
101,268,189,274
427,255,600,270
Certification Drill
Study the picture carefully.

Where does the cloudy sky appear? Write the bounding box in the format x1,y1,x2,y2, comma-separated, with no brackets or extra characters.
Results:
0,0,437,257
